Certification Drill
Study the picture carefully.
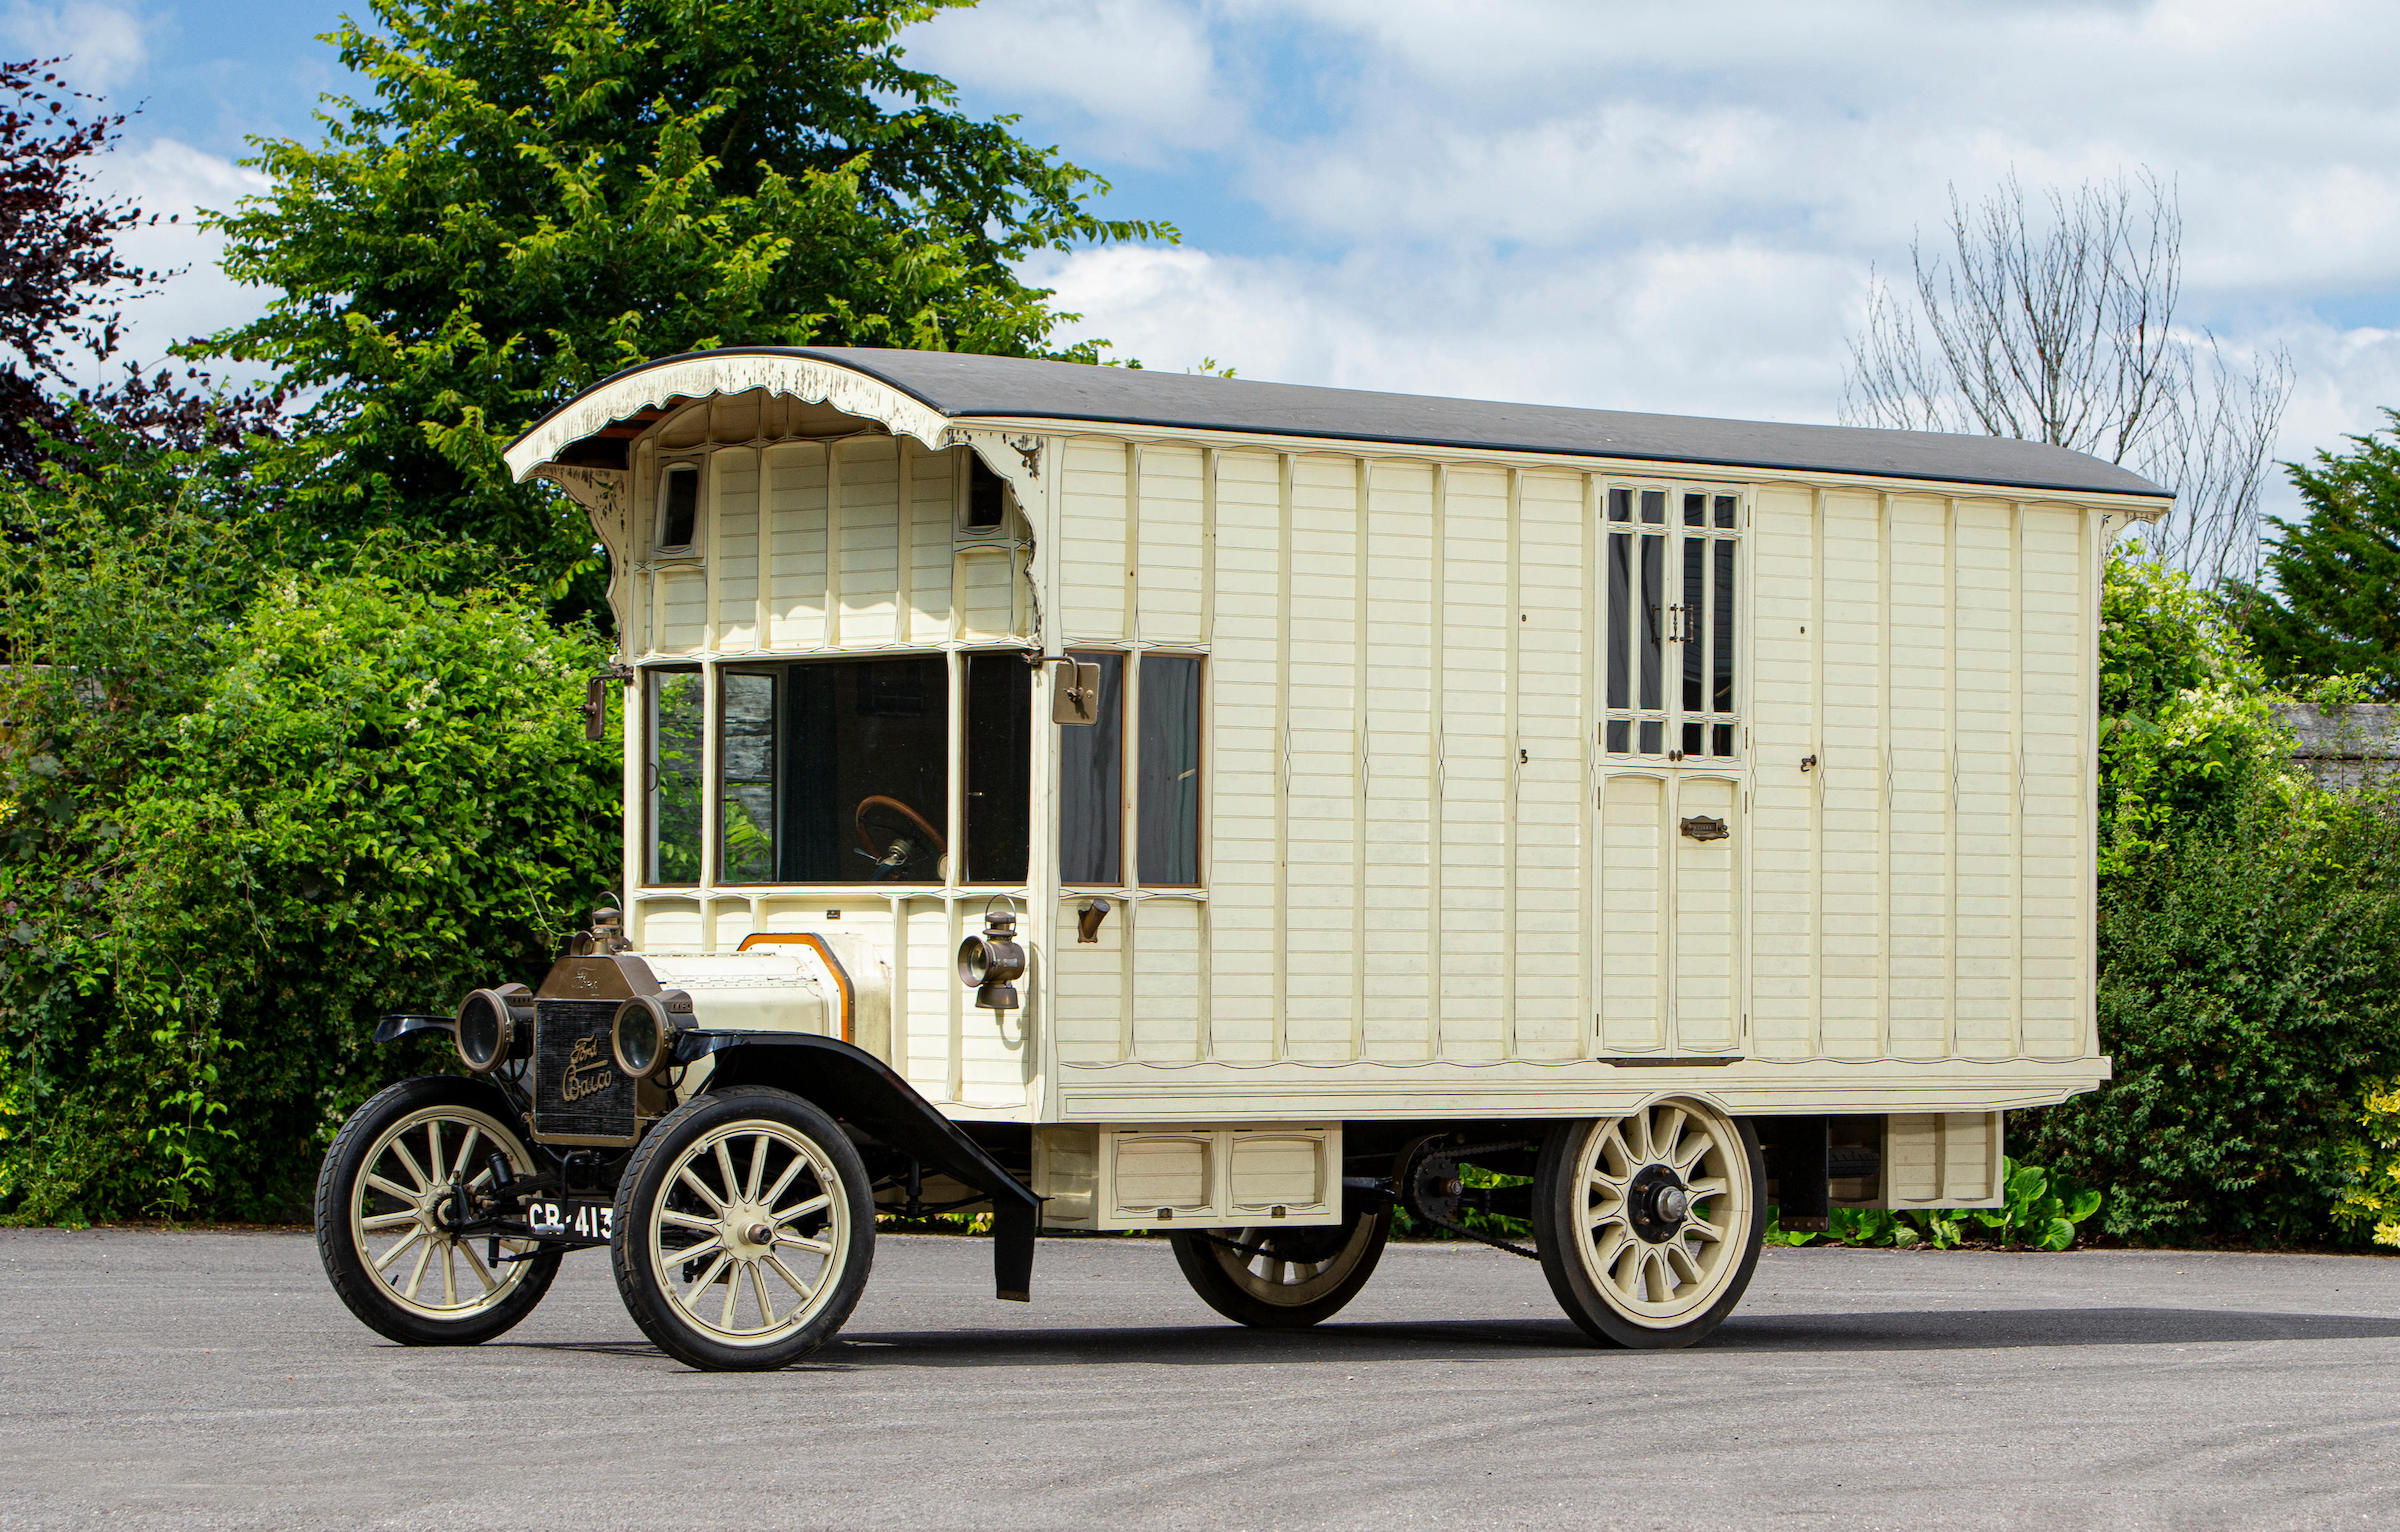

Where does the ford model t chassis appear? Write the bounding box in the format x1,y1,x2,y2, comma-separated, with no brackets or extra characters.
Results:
315,347,2158,1370
318,911,1767,1370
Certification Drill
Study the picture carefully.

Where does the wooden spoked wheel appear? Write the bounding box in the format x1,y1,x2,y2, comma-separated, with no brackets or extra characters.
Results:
1533,1098,1765,1349
611,1087,875,1371
1169,1204,1392,1329
315,1076,558,1346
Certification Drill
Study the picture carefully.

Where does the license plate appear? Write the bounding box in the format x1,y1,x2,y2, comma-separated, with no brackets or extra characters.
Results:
525,1199,616,1241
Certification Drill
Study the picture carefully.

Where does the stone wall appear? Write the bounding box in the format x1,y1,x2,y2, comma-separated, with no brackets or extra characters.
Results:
2273,703,2400,793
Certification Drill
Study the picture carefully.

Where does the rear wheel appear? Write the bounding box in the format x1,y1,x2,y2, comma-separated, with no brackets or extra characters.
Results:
610,1087,875,1371
1169,1203,1391,1329
1532,1099,1764,1349
315,1075,559,1347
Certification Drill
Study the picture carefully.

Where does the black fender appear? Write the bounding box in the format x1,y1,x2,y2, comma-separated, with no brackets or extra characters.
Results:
373,1013,455,1044
674,1030,1039,1302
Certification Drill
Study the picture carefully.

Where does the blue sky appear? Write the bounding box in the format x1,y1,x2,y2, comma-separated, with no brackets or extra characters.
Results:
21,0,2400,527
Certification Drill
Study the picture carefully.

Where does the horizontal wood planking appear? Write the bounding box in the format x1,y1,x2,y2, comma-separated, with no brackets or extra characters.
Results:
601,385,2117,1118
1033,444,2106,1084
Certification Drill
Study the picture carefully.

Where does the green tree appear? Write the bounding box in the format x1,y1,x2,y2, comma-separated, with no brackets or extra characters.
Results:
2232,410,2400,699
0,435,618,1222
192,0,1170,607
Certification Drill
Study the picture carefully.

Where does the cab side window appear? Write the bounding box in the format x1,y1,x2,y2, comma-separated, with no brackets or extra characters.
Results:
1058,653,1202,888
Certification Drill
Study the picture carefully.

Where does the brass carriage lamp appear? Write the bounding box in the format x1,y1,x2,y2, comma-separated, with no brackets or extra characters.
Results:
611,990,695,1079
957,898,1026,1011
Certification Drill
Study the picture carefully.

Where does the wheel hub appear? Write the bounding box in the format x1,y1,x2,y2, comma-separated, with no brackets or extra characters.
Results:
1627,1163,1690,1243
719,1202,772,1255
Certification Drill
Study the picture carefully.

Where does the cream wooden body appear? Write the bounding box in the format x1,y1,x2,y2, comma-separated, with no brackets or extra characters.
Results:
508,352,2162,1222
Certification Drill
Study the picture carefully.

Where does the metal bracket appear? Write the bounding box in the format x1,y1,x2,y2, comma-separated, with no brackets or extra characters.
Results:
583,663,636,742
1006,434,1043,479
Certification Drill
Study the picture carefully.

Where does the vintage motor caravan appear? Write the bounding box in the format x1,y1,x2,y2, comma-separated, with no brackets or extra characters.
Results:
313,348,2167,1370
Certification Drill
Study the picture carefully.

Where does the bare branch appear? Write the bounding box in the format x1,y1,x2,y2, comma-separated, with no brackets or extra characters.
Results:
1842,168,2293,586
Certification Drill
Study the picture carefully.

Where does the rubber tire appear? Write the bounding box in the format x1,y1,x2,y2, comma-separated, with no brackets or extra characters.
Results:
609,1086,876,1372
315,1075,562,1347
1531,1112,1767,1350
1168,1203,1392,1329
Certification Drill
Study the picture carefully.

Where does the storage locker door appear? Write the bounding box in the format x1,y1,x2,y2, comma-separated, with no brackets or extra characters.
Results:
1596,773,1666,1052
1670,774,1741,1052
1596,770,1743,1055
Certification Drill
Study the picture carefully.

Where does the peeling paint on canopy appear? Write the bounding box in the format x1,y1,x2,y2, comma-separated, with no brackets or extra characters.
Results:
503,351,954,481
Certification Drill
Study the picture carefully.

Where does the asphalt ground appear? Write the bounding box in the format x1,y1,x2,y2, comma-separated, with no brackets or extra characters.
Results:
3,1229,2399,1530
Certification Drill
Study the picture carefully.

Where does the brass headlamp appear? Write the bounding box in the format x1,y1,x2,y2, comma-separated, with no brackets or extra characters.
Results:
611,989,694,1078
454,984,535,1074
957,898,1026,1012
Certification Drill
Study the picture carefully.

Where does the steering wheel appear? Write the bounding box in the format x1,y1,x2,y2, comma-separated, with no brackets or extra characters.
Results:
852,795,947,882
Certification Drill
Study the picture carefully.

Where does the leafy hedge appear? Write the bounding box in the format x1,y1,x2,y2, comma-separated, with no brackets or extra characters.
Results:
2014,557,2400,1245
0,440,617,1222
11,497,2400,1243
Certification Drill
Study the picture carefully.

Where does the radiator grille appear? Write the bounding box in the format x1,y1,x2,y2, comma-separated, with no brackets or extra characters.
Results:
532,999,637,1141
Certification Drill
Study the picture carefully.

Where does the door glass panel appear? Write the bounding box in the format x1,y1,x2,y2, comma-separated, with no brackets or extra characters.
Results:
1640,490,1665,525
1606,532,1631,710
1638,533,1664,711
1608,488,1632,523
1682,537,1705,713
1683,491,1706,527
1712,541,1736,714
646,668,704,884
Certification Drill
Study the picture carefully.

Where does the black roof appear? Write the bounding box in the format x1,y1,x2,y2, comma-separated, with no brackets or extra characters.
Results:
536,346,2173,500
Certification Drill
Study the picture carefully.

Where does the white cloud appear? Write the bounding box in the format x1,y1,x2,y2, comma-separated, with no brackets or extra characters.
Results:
947,0,2400,538
66,136,272,390
1037,237,1861,425
1,1,147,92
2265,319,2400,479
906,0,1241,157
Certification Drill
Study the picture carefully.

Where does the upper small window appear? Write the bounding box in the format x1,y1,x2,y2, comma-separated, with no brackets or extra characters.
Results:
965,456,1008,532
657,462,701,550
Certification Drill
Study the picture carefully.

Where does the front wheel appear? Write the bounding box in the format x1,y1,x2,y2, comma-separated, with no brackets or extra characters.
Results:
314,1075,560,1347
1532,1099,1765,1349
1169,1203,1392,1329
610,1087,876,1371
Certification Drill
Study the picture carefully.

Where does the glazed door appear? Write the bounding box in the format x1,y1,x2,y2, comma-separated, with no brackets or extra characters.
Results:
1594,486,1745,1057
